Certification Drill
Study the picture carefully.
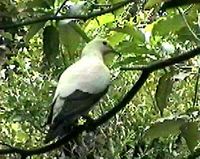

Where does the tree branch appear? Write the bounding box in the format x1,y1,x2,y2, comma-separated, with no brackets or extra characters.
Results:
193,68,200,107
0,0,133,29
0,47,199,157
121,47,200,72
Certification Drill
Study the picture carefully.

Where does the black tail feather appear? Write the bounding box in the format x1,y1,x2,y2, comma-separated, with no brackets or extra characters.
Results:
44,122,71,143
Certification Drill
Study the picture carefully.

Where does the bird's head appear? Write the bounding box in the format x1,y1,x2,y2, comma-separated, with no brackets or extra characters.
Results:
81,38,114,58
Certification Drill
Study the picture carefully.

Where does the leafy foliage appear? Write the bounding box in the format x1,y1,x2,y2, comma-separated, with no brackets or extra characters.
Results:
0,0,200,158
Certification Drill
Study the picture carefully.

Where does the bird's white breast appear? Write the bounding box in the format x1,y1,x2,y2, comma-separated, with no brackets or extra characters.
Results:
54,56,110,100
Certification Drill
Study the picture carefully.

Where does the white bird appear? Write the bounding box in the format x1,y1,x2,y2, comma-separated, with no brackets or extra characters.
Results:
45,38,114,143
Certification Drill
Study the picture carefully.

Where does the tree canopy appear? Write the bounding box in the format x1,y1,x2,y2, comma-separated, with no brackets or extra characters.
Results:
0,0,200,158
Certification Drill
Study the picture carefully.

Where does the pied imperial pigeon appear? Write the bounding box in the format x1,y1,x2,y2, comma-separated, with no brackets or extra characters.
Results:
45,38,114,143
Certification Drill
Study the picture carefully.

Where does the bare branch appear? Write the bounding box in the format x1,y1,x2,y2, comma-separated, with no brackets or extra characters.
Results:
121,47,200,72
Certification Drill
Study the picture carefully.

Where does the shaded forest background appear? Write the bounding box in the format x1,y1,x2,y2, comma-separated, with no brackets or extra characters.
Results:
0,0,200,158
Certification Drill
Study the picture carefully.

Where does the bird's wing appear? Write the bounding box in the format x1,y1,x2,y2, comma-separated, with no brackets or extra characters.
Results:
45,87,108,143
50,87,108,128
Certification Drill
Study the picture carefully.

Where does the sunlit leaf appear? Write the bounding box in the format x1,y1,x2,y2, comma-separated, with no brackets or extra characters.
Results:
97,13,115,26
108,31,126,46
16,131,29,142
112,25,145,43
85,14,115,32
152,15,185,36
11,123,20,131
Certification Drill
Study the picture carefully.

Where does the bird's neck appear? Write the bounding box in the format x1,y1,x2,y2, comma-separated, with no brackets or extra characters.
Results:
82,51,104,62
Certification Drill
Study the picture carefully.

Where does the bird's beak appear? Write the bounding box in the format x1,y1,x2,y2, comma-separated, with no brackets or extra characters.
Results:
104,47,121,65
107,44,120,56
112,49,121,57
109,46,121,58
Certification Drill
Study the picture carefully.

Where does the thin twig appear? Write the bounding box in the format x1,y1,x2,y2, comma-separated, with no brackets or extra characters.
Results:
178,7,200,42
55,0,69,16
193,68,200,107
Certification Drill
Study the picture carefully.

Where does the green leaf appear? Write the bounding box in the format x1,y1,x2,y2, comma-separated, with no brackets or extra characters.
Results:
155,72,174,115
108,32,126,46
112,25,145,43
114,56,146,67
177,25,200,43
145,0,165,9
96,13,115,26
85,14,115,32
58,21,84,54
16,131,29,142
117,41,151,55
72,23,90,42
152,15,185,36
181,122,200,152
144,116,187,140
25,22,46,42
43,25,59,63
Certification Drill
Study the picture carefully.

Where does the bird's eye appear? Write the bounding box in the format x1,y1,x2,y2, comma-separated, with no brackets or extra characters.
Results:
102,41,107,45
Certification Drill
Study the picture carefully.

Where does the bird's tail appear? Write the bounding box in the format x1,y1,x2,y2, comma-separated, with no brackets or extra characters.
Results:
44,121,73,143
